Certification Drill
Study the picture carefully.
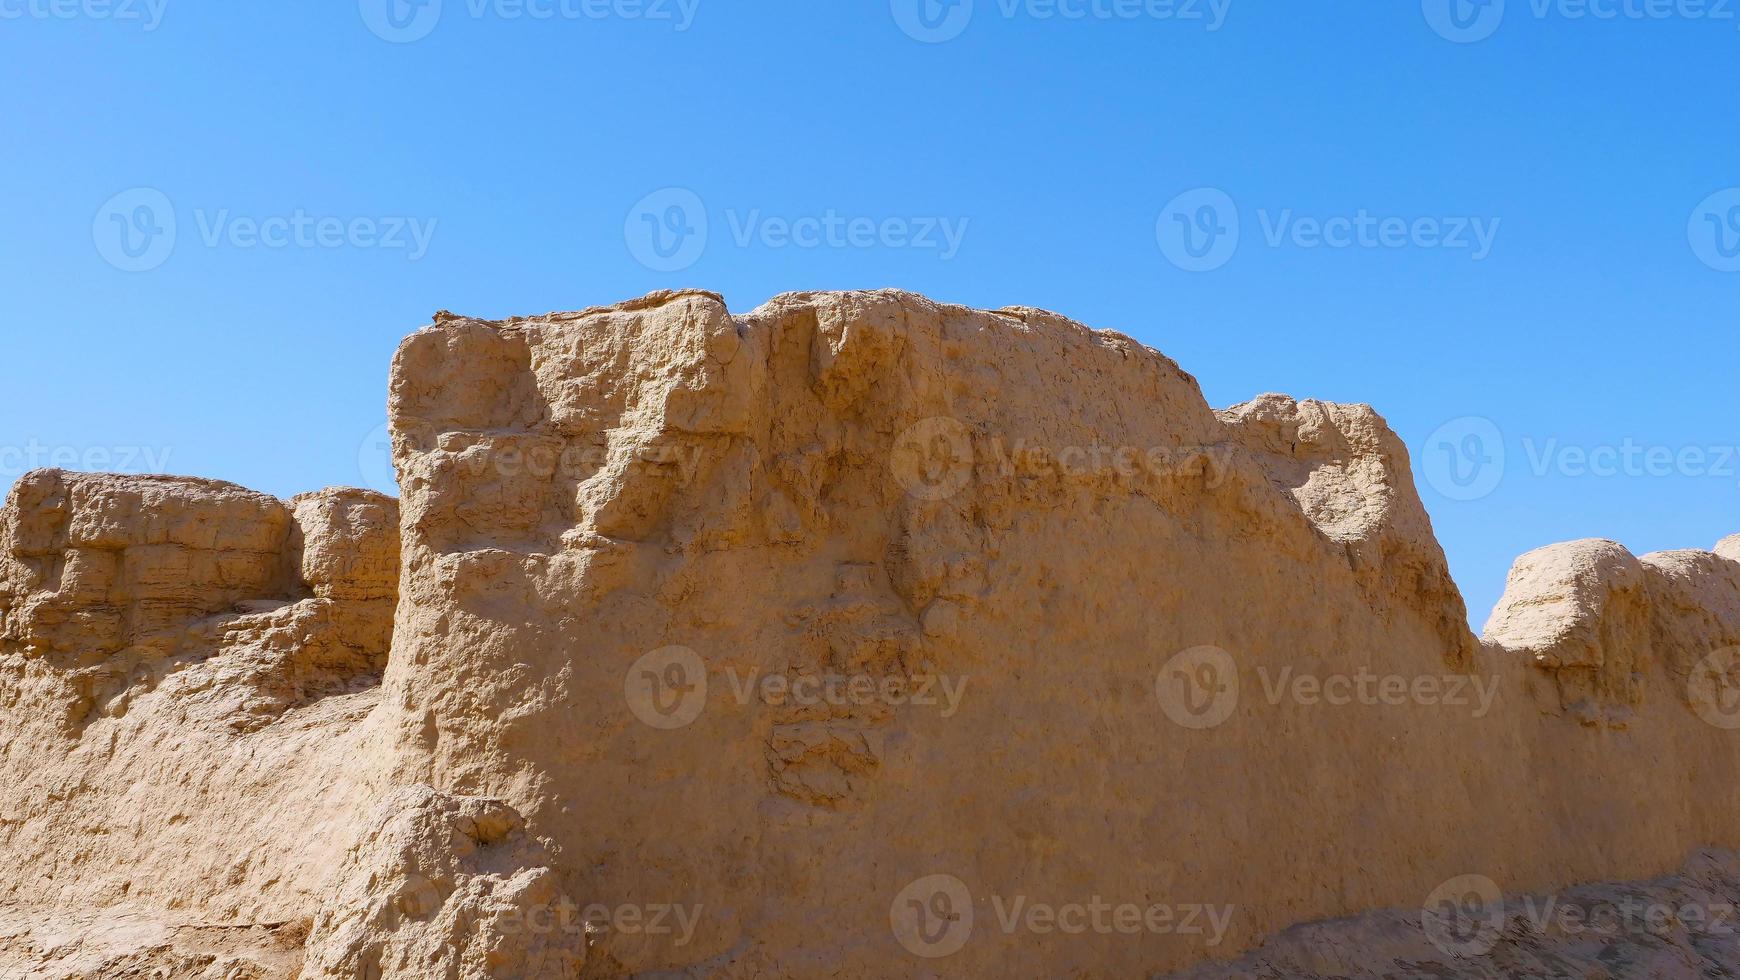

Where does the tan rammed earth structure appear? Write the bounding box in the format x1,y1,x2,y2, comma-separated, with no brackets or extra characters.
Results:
2,289,1739,978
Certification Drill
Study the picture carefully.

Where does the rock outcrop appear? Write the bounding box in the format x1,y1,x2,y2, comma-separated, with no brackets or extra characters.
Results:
1,290,1737,978
1169,847,1740,979
301,786,584,980
0,472,398,973
1484,537,1740,730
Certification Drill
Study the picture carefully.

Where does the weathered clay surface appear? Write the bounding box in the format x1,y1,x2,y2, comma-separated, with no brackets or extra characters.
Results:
0,907,307,979
2,290,1738,978
1484,536,1740,729
0,473,398,976
1718,534,1740,562
1218,393,1475,669
1,471,293,666
372,289,1740,976
300,786,584,979
1168,847,1740,979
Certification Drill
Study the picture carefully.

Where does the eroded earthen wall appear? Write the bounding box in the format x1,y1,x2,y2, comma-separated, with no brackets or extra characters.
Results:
3,291,1738,980
0,472,398,927
371,289,1740,976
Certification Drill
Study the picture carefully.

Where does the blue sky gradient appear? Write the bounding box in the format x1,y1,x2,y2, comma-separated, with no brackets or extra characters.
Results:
2,0,1735,625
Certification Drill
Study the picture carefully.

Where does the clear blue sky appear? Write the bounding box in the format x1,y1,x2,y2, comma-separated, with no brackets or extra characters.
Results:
2,1,1735,627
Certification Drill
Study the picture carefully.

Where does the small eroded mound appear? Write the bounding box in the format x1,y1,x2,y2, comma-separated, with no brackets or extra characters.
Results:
301,786,585,980
1484,536,1740,729
1169,848,1740,979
